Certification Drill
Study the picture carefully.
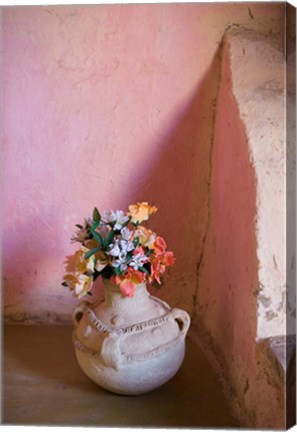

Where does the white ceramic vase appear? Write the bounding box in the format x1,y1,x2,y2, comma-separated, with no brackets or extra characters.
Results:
72,278,190,395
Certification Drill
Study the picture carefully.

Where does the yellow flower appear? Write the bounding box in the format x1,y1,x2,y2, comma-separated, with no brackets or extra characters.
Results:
84,238,98,250
84,239,109,272
128,202,157,225
64,273,93,298
74,246,95,273
94,251,109,272
133,226,156,248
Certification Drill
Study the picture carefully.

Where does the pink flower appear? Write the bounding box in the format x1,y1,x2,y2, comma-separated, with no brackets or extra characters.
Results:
112,268,146,297
133,246,146,256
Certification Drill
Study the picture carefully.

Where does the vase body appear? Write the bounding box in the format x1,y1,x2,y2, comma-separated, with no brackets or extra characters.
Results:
72,278,190,395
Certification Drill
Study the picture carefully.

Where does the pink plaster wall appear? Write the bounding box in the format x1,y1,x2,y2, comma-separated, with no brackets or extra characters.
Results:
194,39,285,428
2,4,284,322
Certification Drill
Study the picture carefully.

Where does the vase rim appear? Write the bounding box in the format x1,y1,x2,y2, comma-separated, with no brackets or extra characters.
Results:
102,277,147,289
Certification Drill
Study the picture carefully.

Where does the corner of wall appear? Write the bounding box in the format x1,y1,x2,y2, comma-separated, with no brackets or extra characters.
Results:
191,27,289,428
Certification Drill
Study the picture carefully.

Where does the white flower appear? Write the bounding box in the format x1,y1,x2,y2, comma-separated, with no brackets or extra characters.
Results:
102,211,114,223
111,248,129,271
102,210,129,230
129,253,148,270
107,234,135,275
108,235,135,271
120,263,128,271
120,239,134,253
113,210,130,230
121,227,133,241
112,257,128,271
107,239,121,257
107,236,134,257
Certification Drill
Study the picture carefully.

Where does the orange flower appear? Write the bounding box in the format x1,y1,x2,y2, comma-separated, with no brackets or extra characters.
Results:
149,259,163,284
161,251,175,266
152,236,167,255
112,268,146,297
128,202,157,225
74,246,95,273
149,252,175,284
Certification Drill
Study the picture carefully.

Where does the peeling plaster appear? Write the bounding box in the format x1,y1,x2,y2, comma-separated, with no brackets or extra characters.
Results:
258,294,271,308
227,28,288,339
192,18,289,428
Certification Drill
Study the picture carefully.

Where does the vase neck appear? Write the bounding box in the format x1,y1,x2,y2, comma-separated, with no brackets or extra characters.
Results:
102,279,149,314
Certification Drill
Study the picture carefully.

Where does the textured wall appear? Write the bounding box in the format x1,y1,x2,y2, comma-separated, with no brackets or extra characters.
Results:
2,3,284,323
193,33,285,428
3,3,288,428
286,4,296,340
228,29,287,339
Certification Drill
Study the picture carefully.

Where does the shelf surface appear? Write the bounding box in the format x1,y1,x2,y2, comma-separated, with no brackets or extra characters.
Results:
3,324,239,428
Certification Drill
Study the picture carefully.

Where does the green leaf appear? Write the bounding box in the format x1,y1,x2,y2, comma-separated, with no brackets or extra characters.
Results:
93,207,101,224
138,266,149,274
90,222,99,233
92,230,104,247
104,230,115,248
75,224,83,229
85,246,101,259
126,251,133,260
114,266,123,275
133,236,140,247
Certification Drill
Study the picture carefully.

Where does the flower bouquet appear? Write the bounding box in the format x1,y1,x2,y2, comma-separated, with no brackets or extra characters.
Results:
62,202,175,299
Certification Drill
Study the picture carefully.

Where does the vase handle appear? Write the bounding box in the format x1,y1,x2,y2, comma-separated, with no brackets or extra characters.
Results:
101,334,122,370
72,301,89,327
171,308,191,337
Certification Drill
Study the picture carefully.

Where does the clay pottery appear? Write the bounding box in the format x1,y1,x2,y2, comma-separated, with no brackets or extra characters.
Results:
72,278,190,395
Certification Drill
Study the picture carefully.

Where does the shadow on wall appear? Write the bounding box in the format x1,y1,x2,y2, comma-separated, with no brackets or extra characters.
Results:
122,45,222,313
3,45,223,322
